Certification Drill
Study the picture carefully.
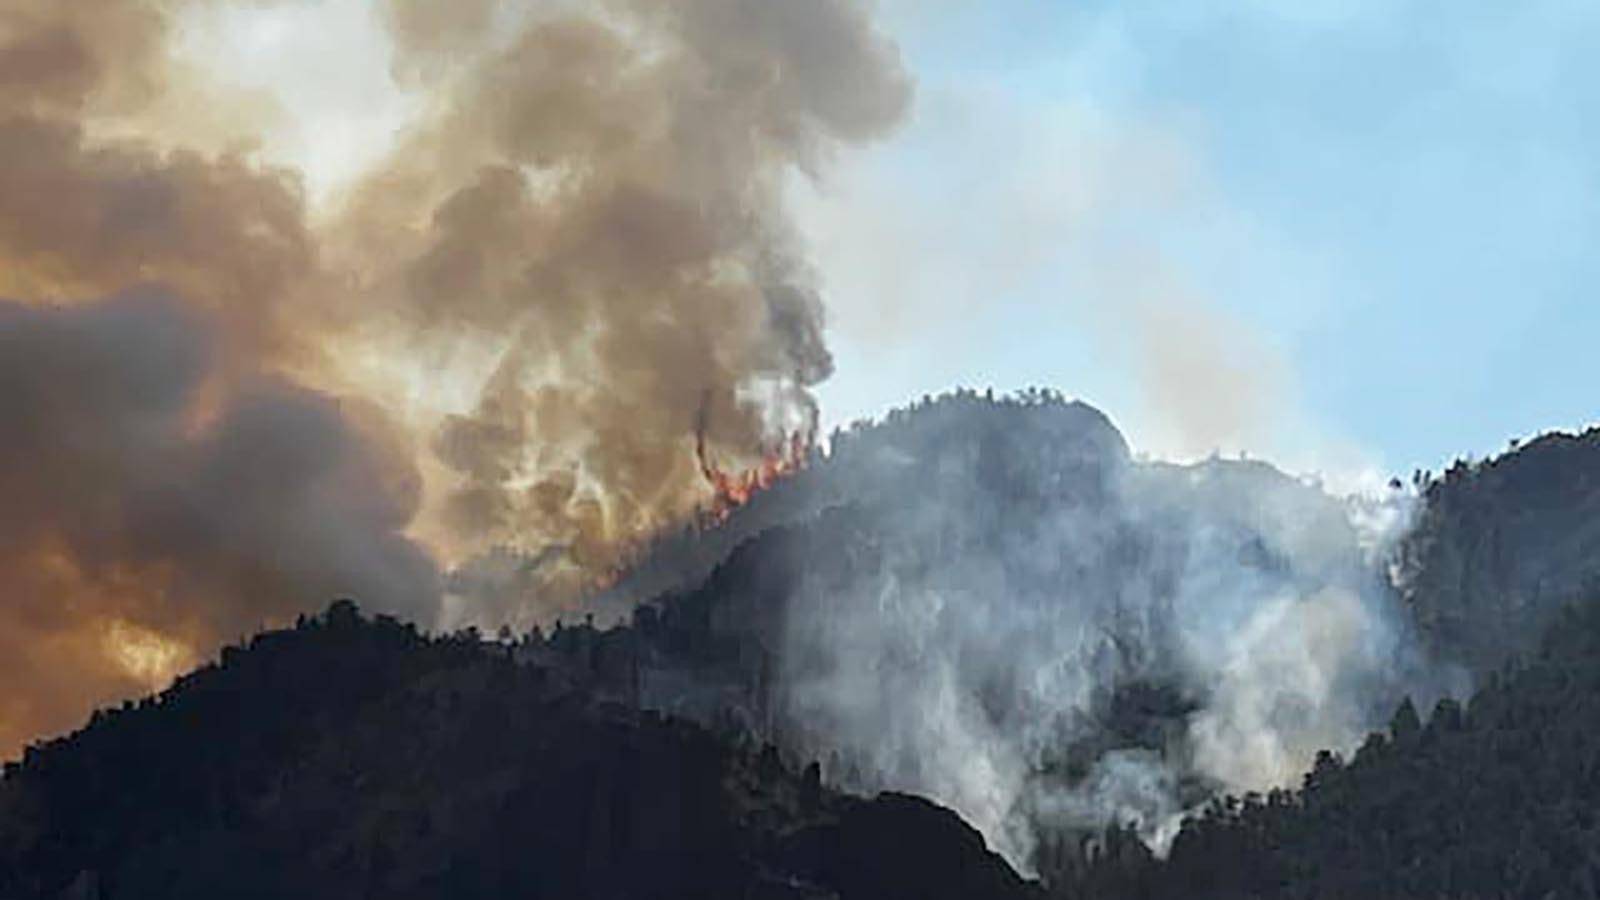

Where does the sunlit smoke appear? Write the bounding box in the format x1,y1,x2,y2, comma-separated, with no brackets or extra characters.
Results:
0,289,439,756
325,0,911,618
0,0,908,757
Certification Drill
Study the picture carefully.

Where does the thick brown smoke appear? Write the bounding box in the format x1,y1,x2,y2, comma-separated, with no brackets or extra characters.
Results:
0,290,438,755
0,0,401,754
0,0,908,756
331,0,910,614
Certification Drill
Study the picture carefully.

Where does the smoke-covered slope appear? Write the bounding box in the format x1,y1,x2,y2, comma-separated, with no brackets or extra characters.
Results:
0,602,1035,900
537,391,1444,883
1060,595,1600,900
572,396,1600,895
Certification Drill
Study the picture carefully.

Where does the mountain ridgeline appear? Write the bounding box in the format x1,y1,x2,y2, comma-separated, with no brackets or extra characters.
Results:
554,390,1446,873
0,602,1034,900
6,392,1600,897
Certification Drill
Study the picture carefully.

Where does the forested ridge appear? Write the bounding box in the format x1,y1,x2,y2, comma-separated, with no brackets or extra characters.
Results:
1062,598,1600,899
14,592,1597,899
0,602,1034,900
1400,426,1600,675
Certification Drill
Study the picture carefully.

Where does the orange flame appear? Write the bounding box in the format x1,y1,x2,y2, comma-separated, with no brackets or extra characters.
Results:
696,428,809,523
578,412,811,599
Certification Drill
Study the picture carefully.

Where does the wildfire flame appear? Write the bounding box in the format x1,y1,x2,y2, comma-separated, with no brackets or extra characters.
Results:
580,396,813,597
700,431,808,511
694,394,812,524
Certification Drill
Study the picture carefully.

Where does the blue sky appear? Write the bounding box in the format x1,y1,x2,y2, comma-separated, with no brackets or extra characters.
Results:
809,0,1600,480
181,1,1600,483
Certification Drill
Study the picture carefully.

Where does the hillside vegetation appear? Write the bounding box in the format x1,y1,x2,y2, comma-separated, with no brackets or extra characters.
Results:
0,602,1034,900
1062,598,1600,899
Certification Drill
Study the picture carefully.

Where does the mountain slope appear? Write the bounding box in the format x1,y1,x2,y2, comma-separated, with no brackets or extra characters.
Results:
1061,596,1600,899
524,391,1433,881
1400,427,1600,675
0,601,1036,900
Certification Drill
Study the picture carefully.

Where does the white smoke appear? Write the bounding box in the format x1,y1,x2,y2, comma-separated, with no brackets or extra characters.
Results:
770,397,1452,871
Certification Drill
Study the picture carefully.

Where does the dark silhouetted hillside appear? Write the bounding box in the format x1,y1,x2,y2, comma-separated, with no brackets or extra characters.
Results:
0,601,1036,900
1401,427,1600,676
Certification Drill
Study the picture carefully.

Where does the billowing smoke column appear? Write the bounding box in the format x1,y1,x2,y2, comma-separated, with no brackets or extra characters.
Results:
0,0,908,758
334,0,911,620
766,395,1455,871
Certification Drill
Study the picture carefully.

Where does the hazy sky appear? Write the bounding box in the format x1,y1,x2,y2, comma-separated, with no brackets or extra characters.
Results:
185,1,1600,482
808,0,1600,480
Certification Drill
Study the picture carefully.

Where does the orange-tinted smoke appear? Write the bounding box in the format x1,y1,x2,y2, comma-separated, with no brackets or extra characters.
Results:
0,0,909,756
0,290,439,757
0,2,435,758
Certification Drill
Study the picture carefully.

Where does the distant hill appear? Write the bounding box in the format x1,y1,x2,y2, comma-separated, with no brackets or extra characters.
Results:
0,601,1035,900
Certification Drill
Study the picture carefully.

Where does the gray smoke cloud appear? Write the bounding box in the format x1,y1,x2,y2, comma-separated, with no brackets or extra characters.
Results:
769,395,1455,870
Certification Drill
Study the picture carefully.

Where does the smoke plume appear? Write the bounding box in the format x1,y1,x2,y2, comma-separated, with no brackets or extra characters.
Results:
330,0,911,617
0,0,909,757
